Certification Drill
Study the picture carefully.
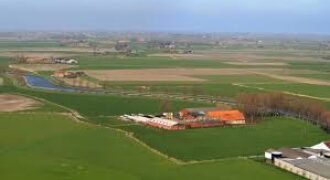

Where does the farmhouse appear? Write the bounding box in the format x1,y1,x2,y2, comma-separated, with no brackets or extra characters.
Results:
53,58,78,64
53,71,84,78
265,142,330,180
179,107,245,124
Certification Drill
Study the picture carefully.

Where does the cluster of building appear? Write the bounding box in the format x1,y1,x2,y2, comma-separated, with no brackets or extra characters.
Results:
265,141,330,180
52,58,78,64
120,107,246,131
53,71,84,78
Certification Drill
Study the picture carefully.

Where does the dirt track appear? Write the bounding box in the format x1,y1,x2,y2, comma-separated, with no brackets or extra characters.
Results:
0,94,40,112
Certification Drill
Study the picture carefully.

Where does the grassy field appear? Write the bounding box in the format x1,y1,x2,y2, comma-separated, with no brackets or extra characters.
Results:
1,38,330,179
0,113,302,180
1,86,212,117
0,41,63,49
72,55,232,70
103,75,283,97
248,83,330,99
119,117,330,161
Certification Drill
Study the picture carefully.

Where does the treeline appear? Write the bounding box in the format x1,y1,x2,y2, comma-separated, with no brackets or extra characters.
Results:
237,92,330,132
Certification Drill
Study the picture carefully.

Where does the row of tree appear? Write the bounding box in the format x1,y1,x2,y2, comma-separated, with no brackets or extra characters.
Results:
237,92,330,132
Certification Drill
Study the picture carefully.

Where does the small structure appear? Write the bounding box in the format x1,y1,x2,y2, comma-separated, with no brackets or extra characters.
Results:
53,71,84,78
53,58,78,64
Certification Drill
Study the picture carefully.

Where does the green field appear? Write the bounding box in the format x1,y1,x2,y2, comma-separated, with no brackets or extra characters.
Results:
119,117,330,161
0,41,63,49
0,113,302,180
248,83,330,99
2,36,330,179
72,55,231,70
1,86,212,117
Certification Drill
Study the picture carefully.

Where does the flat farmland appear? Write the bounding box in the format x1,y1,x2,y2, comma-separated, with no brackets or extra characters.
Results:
0,113,301,180
9,64,76,72
84,68,318,82
0,94,40,112
247,83,330,99
7,88,212,117
120,117,330,161
84,68,257,82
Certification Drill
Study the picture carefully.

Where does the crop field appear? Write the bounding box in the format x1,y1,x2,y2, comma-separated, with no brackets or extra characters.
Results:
3,87,212,117
0,113,303,180
0,41,63,49
119,117,330,161
2,35,330,180
246,83,330,99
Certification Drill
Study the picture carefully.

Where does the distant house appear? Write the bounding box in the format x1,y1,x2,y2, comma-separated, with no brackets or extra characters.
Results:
66,59,78,64
53,58,78,64
53,71,84,78
53,71,66,78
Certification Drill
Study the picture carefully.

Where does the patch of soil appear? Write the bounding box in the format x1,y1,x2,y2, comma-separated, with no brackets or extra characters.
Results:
0,94,41,112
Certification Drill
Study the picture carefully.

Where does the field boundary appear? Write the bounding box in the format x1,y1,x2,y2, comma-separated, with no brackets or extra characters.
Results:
233,83,330,102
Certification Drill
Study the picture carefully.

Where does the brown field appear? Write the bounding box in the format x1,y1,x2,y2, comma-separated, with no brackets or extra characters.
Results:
9,64,76,72
249,72,330,86
58,77,102,88
84,68,320,82
0,94,40,112
224,62,288,66
149,51,324,62
148,53,209,60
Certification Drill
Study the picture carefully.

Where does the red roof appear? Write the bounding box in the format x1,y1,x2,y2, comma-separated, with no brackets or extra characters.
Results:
207,110,245,121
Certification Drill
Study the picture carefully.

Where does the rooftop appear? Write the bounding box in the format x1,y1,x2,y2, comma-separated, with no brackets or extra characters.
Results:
284,158,330,179
278,148,311,159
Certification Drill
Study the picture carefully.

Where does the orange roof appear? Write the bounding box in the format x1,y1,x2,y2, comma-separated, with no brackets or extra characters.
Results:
207,110,245,121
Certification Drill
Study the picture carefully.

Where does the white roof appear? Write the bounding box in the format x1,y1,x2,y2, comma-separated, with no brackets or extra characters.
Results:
123,115,178,127
125,115,150,123
311,142,330,151
148,117,178,127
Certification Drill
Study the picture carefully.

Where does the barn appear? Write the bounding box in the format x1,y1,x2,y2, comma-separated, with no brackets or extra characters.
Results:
207,110,245,125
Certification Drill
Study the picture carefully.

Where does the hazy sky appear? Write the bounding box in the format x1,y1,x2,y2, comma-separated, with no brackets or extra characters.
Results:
1,0,329,33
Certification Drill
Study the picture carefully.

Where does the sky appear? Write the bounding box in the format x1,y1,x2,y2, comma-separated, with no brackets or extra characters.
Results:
0,0,329,33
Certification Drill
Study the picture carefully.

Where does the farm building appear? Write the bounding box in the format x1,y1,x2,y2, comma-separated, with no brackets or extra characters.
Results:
265,142,330,180
179,107,245,125
53,58,78,64
121,115,185,131
207,110,245,125
53,71,84,78
146,118,185,130
311,141,330,151
179,107,229,120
